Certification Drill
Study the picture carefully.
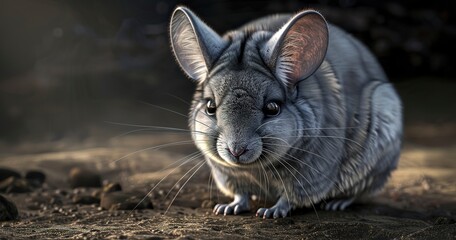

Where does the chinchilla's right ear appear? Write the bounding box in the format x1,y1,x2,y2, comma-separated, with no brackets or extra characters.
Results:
260,10,329,88
170,6,228,82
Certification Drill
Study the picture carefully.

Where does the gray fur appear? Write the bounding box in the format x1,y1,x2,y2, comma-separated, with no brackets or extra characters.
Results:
169,7,403,218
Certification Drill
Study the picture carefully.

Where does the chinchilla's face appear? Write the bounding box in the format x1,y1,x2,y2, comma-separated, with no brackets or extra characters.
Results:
169,7,328,167
191,64,300,167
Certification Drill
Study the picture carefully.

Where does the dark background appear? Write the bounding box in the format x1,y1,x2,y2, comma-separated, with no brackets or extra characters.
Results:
0,0,455,147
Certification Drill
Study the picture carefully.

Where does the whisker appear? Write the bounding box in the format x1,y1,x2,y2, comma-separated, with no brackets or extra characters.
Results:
208,170,214,204
111,140,196,164
130,151,203,212
165,160,206,214
150,151,202,177
274,126,360,132
138,101,188,118
255,118,285,132
262,143,345,194
105,121,207,134
106,121,174,129
258,158,270,208
257,158,263,204
255,118,360,133
111,127,213,139
140,100,216,127
263,148,318,194
261,136,291,147
264,157,291,217
280,159,320,221
166,93,192,106
113,128,168,139
163,148,214,200
275,135,365,149
264,150,320,221
262,142,330,165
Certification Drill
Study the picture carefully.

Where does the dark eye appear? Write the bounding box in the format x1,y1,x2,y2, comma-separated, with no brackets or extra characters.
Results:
206,99,216,116
264,101,281,116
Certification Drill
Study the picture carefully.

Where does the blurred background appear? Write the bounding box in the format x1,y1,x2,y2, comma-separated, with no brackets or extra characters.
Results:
0,0,455,152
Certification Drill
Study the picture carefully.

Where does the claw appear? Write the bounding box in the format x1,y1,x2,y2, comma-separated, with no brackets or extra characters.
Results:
224,205,234,215
256,208,266,217
213,194,250,216
256,197,291,219
234,205,242,215
323,197,355,211
213,204,220,213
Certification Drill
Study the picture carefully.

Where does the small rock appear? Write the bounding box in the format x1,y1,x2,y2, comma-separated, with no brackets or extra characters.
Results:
25,170,46,187
0,177,32,193
72,188,86,195
72,195,100,205
0,168,21,182
92,182,121,199
68,167,102,188
50,196,63,205
54,189,68,196
0,195,18,221
100,191,153,210
200,200,215,209
103,183,122,193
91,189,102,199
434,216,456,225
27,203,41,211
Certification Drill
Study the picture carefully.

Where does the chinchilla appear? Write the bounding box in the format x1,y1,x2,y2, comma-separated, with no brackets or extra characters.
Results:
169,6,402,218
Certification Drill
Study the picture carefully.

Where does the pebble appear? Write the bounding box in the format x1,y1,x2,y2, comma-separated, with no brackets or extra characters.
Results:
72,195,100,205
103,183,122,193
0,177,32,193
0,168,21,182
200,200,215,209
27,203,41,211
91,189,102,199
0,194,18,221
434,216,456,225
91,182,122,199
54,189,68,196
68,167,102,188
50,196,63,205
25,170,46,187
100,191,153,210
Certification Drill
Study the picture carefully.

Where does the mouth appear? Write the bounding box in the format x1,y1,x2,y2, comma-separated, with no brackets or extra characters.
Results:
217,147,262,167
211,136,264,167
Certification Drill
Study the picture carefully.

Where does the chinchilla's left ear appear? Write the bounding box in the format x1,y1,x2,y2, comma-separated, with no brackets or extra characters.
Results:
170,6,228,82
261,10,329,88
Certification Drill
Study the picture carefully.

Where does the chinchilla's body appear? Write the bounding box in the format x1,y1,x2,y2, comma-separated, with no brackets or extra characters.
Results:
169,7,402,218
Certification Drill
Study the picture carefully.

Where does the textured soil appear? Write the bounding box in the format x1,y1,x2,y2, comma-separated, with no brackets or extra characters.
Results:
0,129,455,239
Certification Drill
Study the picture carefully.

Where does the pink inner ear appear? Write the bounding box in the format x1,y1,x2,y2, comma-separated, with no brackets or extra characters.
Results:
276,13,328,86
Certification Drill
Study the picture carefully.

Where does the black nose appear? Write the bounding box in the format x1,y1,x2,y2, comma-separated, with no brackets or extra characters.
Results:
227,147,247,158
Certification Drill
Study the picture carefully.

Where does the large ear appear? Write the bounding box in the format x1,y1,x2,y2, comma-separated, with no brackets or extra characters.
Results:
261,10,329,87
170,6,227,82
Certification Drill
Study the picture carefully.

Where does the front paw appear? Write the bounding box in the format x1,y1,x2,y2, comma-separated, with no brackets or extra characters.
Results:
213,194,250,216
256,197,291,219
256,206,289,219
213,203,249,215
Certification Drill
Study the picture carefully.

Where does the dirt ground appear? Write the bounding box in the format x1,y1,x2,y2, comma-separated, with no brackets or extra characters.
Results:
1,78,456,239
0,123,455,240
